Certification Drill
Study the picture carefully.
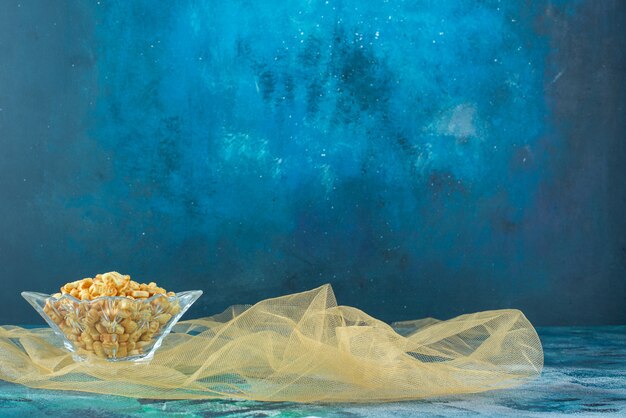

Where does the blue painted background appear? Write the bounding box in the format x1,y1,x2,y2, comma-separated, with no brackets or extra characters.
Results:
1,0,624,325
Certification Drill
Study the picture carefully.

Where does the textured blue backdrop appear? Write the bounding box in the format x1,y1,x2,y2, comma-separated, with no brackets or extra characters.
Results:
0,0,624,325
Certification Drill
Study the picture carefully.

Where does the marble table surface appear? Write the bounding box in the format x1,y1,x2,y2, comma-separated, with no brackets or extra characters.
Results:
1,326,624,417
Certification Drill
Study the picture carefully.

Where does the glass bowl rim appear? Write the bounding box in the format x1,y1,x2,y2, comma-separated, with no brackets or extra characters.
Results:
21,289,203,304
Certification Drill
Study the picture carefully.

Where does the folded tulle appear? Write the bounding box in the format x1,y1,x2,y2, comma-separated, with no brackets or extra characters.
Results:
0,284,542,402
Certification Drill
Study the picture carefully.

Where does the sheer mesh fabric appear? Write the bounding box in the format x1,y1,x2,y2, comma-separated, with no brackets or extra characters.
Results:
0,284,542,402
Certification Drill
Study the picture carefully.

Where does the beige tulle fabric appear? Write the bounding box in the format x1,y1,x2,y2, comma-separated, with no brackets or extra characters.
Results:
0,284,542,402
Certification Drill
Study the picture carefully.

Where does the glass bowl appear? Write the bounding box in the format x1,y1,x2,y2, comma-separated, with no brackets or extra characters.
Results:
22,290,202,362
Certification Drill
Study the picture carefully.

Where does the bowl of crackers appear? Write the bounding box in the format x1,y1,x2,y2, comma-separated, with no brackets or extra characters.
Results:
22,271,202,362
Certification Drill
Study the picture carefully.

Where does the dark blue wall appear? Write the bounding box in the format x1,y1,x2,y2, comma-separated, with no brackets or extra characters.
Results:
1,0,624,325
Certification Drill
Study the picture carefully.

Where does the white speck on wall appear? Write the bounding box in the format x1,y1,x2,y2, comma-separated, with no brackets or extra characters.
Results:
221,132,284,179
221,132,269,162
437,103,478,140
319,164,335,197
414,143,434,174
551,69,565,84
273,157,283,177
